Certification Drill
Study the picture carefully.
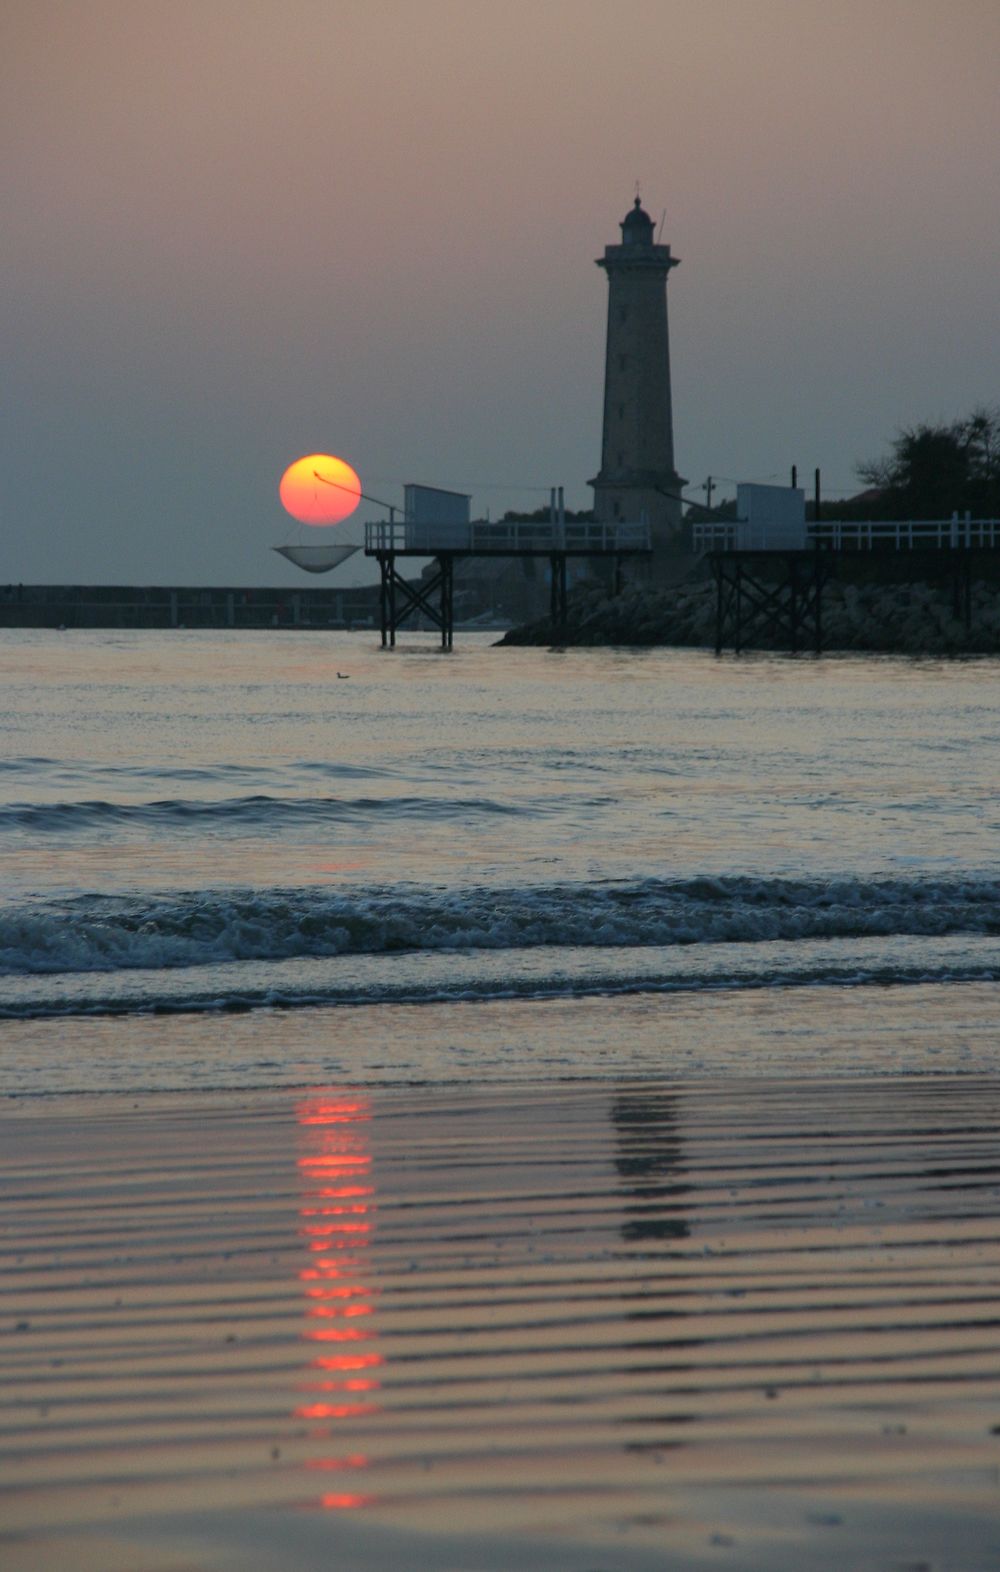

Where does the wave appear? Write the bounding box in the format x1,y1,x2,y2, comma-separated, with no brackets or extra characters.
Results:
2,874,998,979
0,793,522,834
1,936,997,1021
0,757,406,784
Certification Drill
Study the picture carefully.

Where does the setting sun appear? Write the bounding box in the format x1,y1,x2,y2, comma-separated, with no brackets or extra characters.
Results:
279,454,362,526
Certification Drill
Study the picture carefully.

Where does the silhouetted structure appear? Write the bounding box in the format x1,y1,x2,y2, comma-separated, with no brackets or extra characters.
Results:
590,198,686,561
364,514,650,648
693,515,1000,653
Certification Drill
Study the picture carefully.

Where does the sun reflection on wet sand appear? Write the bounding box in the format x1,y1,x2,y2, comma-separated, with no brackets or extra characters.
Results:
2,1080,1000,1569
295,1093,382,1509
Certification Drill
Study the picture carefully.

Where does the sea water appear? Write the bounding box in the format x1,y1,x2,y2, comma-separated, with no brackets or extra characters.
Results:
1,629,998,1094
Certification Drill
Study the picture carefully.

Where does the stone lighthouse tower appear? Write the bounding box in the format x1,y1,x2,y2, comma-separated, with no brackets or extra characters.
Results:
590,197,685,557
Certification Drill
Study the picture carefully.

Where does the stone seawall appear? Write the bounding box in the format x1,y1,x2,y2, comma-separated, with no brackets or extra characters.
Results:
0,583,380,630
500,574,1000,654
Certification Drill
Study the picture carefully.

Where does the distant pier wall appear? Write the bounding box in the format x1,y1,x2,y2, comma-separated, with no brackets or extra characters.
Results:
0,584,382,630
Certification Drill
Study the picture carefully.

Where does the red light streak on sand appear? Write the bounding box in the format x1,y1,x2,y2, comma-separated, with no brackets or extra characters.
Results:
298,1100,370,1124
302,1205,371,1220
299,1263,369,1279
296,1093,382,1512
309,1353,383,1370
307,1303,374,1319
304,1284,371,1299
306,1454,369,1471
298,1157,370,1171
304,1327,373,1343
307,1219,369,1234
299,1378,381,1393
306,1220,370,1235
307,1251,368,1266
299,1137,368,1148
300,1208,370,1228
301,1188,374,1204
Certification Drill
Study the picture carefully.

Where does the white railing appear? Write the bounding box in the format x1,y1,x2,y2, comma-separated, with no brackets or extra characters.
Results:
365,519,651,554
692,521,738,551
693,518,1000,553
811,518,1000,550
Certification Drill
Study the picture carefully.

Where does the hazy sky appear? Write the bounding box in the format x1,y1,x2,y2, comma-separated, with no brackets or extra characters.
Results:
5,0,999,586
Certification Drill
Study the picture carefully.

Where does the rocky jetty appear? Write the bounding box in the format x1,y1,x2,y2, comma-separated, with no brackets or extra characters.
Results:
499,573,1000,654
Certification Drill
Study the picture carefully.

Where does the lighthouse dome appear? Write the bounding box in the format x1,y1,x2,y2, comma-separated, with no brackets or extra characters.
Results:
621,196,655,245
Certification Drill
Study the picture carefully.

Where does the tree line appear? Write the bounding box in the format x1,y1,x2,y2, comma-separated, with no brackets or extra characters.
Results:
854,406,1000,520
502,406,1000,526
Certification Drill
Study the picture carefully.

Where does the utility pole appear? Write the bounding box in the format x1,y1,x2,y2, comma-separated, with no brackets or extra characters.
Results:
704,476,714,513
814,468,821,523
791,465,798,489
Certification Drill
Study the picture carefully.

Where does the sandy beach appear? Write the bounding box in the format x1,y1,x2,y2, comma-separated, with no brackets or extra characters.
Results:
3,1074,999,1571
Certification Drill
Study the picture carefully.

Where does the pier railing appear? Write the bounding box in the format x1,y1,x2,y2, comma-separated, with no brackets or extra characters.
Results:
365,519,651,555
811,518,1000,550
693,518,1000,553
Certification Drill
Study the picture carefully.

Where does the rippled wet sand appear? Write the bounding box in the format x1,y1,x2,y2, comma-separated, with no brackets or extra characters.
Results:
3,1077,1000,1570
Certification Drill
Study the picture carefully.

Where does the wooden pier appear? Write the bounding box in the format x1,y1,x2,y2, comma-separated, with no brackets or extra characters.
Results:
365,518,651,648
708,549,833,655
695,518,1000,654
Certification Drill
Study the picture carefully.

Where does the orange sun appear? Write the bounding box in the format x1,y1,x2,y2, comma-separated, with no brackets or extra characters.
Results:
280,454,362,526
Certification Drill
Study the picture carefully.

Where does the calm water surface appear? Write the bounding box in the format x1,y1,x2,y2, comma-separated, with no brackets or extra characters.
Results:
1,629,998,1090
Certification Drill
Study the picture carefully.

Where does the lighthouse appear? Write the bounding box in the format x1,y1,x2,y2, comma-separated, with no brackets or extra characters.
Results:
590,197,685,558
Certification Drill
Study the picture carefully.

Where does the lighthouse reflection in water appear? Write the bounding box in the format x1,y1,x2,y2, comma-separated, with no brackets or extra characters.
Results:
295,1093,381,1511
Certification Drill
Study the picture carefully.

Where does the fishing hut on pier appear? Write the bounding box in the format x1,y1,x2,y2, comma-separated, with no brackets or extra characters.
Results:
366,484,651,648
695,483,1000,653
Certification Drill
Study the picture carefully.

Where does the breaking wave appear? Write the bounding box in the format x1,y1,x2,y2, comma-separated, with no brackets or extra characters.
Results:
3,874,998,980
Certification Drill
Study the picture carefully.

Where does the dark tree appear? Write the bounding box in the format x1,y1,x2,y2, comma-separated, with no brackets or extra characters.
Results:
963,408,1000,515
857,407,1000,520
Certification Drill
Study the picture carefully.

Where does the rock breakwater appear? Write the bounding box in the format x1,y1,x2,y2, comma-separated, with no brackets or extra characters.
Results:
500,574,1000,654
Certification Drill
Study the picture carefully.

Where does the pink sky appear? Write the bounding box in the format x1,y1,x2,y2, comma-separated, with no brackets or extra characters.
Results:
4,0,999,584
